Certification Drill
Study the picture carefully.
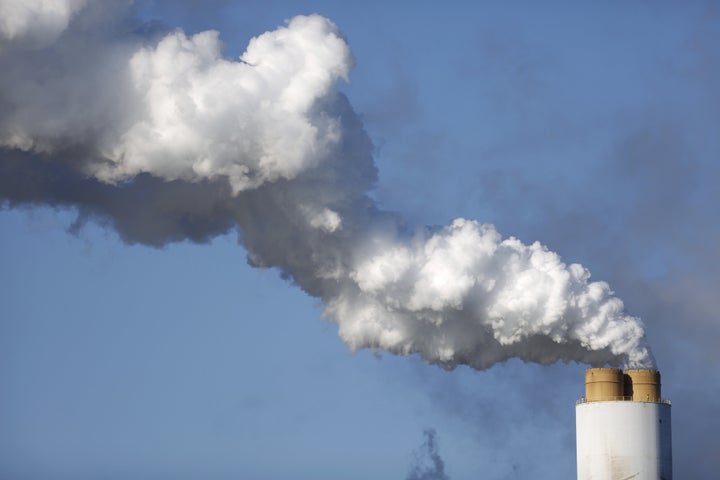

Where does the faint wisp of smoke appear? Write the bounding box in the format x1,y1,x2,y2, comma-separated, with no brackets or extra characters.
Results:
406,429,450,480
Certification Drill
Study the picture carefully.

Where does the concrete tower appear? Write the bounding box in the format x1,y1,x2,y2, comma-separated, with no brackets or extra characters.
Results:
576,368,672,480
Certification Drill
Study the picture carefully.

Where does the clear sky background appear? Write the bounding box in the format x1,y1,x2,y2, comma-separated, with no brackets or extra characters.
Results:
1,1,719,479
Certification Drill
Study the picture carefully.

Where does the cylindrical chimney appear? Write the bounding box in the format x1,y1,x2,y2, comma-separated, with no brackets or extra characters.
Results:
576,368,672,480
624,369,661,402
584,367,624,401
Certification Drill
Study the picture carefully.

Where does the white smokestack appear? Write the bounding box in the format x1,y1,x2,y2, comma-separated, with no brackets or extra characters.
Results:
576,368,672,480
0,2,654,370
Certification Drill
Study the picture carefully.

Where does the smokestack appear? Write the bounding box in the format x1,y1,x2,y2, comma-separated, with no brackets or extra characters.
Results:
576,368,672,480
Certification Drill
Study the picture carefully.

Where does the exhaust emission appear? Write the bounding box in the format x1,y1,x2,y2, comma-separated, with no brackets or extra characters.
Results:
0,3,656,373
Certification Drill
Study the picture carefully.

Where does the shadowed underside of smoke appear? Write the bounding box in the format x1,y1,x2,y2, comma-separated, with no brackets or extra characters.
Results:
0,1,654,370
0,151,236,245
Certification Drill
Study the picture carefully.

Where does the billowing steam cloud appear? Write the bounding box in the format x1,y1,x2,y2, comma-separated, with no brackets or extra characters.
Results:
0,1,653,369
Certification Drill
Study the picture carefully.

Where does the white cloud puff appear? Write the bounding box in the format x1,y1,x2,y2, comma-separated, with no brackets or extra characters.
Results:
0,0,87,47
96,14,352,193
335,219,653,369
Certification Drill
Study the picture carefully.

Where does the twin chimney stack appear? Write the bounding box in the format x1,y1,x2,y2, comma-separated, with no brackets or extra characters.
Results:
576,368,672,480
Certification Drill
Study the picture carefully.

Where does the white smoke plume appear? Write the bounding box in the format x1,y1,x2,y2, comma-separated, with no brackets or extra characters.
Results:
0,1,654,369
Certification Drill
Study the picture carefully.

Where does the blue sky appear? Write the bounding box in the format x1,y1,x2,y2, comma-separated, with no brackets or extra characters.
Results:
1,1,719,479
